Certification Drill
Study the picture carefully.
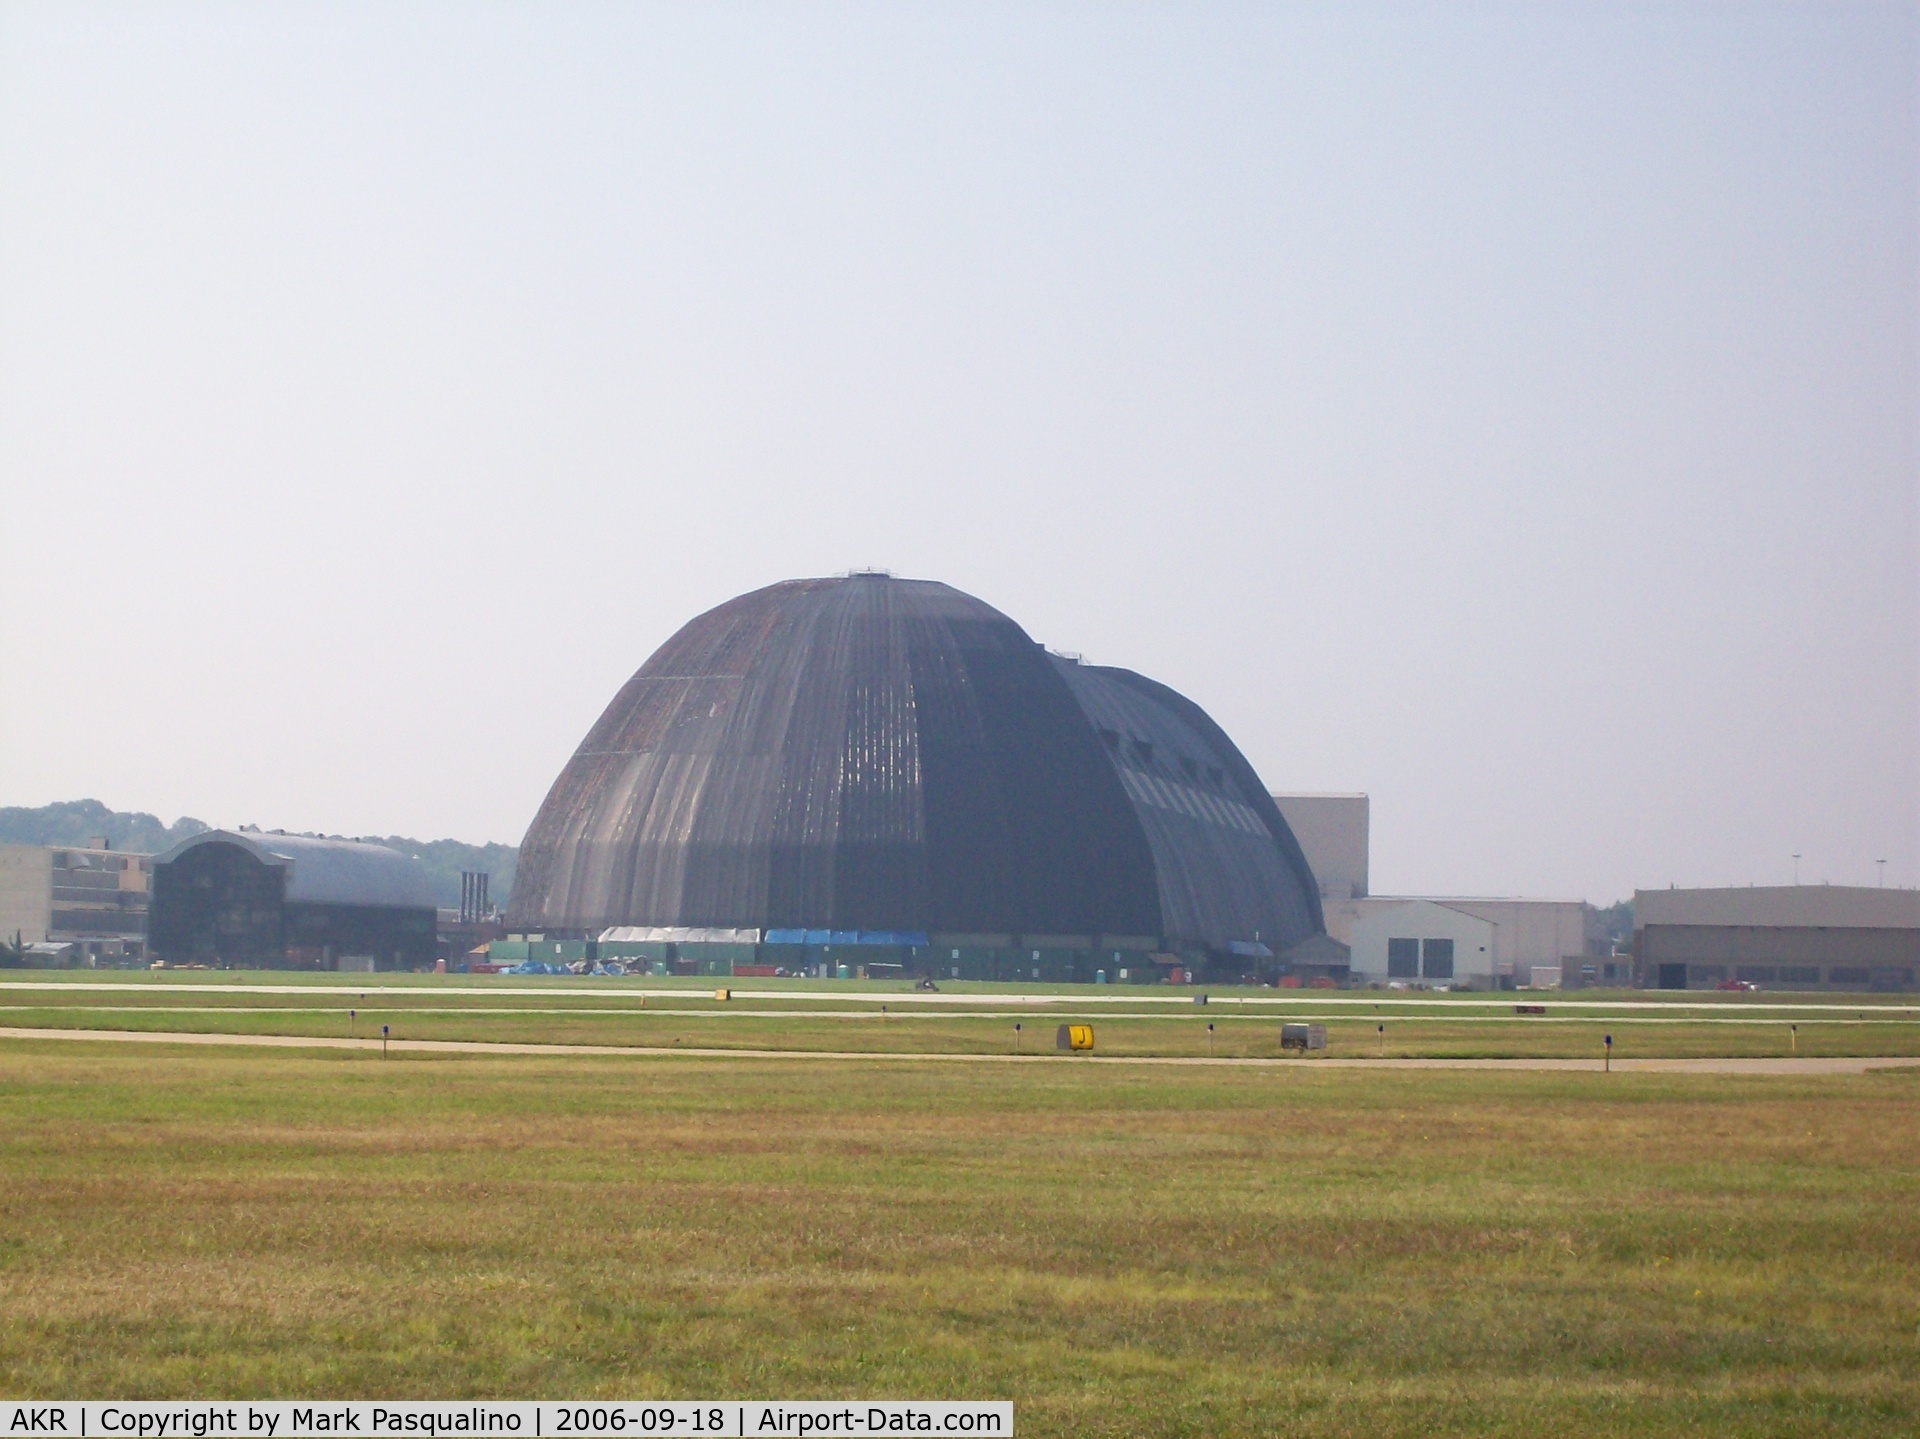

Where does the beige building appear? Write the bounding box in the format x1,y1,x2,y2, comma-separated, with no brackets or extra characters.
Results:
1271,793,1368,941
1635,885,1920,991
0,842,153,960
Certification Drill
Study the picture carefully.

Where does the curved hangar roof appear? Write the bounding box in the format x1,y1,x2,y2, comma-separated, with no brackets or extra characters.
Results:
510,575,1321,951
154,830,439,910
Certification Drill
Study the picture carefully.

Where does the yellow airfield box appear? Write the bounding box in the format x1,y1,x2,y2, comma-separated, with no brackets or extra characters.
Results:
1057,1024,1095,1052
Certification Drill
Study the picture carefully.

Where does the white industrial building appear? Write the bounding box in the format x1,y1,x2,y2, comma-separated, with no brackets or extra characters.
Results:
1350,899,1496,987
1406,897,1590,986
1348,896,1589,988
1269,791,1599,986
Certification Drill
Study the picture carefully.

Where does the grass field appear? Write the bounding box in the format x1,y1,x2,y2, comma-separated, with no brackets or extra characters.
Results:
1,977,1917,1435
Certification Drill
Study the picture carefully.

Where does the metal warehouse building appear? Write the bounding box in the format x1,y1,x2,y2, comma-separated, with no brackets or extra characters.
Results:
507,574,1323,980
1635,885,1920,992
150,829,438,970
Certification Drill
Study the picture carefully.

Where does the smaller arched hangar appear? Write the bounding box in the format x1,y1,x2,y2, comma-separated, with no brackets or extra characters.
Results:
150,829,437,970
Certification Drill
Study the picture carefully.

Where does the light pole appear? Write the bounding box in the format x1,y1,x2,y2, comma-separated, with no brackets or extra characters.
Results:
1792,854,1801,885
1878,860,1887,888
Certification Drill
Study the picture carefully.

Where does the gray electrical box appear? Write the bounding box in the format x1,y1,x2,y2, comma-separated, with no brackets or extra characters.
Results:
1281,1023,1327,1051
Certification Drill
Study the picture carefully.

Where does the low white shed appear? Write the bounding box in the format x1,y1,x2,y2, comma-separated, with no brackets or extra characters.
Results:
1350,899,1496,987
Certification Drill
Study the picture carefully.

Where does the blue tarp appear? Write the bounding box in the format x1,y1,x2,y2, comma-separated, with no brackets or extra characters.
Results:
765,929,930,947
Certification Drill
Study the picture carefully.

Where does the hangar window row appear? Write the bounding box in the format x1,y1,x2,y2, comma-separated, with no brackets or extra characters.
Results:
1096,726,1226,791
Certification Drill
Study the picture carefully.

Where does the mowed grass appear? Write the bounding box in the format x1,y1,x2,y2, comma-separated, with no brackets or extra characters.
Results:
1,1042,1917,1436
2,976,1918,1058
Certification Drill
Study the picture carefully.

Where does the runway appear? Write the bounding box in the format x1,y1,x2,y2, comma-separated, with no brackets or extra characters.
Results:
1,980,1914,1015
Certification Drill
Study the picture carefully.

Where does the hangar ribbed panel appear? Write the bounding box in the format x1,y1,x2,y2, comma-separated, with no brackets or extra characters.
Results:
509,576,1164,936
1051,659,1322,952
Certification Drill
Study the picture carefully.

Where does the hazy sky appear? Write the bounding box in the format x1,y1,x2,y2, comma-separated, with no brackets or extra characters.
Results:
2,2,1914,903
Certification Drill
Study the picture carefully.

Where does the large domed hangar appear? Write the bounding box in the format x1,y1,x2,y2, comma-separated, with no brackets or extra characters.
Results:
507,575,1322,982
